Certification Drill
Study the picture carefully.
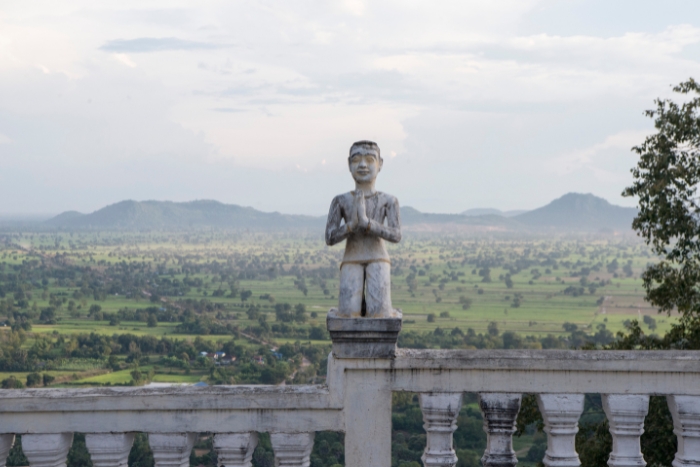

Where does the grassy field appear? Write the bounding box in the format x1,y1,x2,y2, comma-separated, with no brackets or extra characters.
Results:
0,231,671,340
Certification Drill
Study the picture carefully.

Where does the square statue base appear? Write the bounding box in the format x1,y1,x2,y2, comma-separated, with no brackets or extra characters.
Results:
326,308,402,359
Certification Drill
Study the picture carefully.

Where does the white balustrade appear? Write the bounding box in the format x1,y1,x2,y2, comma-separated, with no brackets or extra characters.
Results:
0,350,697,467
602,394,650,467
270,433,315,467
85,433,135,467
668,395,700,467
0,435,13,467
213,433,258,467
148,433,196,467
537,394,585,467
21,433,73,467
479,393,522,467
419,392,463,467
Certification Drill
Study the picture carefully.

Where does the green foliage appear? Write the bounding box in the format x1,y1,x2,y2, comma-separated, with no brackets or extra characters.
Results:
25,372,41,387
67,433,93,467
128,433,154,467
624,78,700,322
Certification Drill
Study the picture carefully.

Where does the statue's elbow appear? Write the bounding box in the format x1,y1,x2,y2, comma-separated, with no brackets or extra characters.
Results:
392,231,402,243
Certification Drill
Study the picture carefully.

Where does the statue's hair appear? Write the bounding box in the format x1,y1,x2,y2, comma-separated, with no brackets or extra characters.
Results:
349,141,381,160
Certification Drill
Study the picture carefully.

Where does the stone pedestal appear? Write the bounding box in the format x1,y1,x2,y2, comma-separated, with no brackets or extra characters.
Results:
326,308,402,358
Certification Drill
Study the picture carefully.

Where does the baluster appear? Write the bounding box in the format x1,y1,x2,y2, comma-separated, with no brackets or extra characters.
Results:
0,435,14,467
213,433,258,467
667,395,700,467
479,393,522,467
602,394,649,467
419,393,463,467
537,394,585,467
148,433,196,467
270,433,315,467
22,433,73,467
85,434,135,467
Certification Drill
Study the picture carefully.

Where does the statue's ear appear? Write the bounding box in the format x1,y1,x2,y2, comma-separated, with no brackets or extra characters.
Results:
378,158,384,171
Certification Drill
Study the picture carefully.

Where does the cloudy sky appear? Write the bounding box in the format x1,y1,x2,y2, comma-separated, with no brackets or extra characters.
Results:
2,0,700,216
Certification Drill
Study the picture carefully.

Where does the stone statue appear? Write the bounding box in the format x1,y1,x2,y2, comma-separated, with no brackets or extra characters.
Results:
325,141,402,319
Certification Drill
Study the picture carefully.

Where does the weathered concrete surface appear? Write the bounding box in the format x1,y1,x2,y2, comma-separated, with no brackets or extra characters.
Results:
327,308,402,358
420,393,462,467
537,394,585,467
213,433,258,467
0,348,699,467
330,349,700,395
0,435,13,467
479,393,521,467
667,395,700,467
602,394,649,467
270,433,315,467
85,433,135,467
149,433,196,467
22,433,73,467
343,369,392,467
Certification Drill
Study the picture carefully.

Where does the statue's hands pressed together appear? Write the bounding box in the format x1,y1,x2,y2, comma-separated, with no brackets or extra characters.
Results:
357,192,370,231
346,190,361,233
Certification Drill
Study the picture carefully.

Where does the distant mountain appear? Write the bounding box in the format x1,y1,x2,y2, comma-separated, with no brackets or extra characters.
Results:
46,200,323,230
461,208,527,217
401,206,515,227
44,193,637,232
512,193,637,231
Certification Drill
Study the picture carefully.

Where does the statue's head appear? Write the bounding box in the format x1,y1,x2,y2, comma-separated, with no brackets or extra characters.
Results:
348,141,382,184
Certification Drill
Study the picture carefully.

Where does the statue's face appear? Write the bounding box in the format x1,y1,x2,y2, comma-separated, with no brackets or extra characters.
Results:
349,152,382,184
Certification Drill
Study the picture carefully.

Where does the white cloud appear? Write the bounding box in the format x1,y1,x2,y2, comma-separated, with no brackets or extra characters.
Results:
547,130,650,178
1,1,699,213
112,53,136,68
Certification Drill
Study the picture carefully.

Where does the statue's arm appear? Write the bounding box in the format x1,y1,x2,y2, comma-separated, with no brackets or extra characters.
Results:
325,196,350,246
367,197,402,243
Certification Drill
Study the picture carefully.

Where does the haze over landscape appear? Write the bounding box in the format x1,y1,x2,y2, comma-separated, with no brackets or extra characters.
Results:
2,1,700,215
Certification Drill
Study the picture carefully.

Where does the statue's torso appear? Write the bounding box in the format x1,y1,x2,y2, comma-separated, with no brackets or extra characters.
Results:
336,191,396,264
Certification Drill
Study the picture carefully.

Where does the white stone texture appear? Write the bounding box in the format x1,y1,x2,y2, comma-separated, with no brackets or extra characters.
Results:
22,433,73,467
0,435,13,467
269,433,315,467
537,394,585,467
419,393,463,467
343,369,392,467
85,433,134,467
479,393,522,467
148,433,196,467
668,395,700,467
602,394,650,467
212,433,258,467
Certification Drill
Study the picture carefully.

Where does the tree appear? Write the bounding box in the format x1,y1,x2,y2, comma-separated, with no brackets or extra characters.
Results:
459,296,473,310
42,373,55,386
487,321,499,337
623,78,700,329
147,314,158,327
25,372,41,387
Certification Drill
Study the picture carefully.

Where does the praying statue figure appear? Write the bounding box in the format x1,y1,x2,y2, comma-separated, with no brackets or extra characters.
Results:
325,141,402,318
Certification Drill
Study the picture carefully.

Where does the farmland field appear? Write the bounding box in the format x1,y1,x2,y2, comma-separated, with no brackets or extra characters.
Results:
0,229,672,386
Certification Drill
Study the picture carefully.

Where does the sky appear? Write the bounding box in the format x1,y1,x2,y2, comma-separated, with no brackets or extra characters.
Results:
2,0,700,216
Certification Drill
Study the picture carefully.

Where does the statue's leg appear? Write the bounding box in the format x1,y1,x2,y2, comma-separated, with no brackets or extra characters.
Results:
365,262,392,318
339,263,364,317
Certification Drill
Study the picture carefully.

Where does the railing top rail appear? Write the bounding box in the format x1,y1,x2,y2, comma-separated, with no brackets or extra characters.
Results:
332,349,700,373
0,385,333,412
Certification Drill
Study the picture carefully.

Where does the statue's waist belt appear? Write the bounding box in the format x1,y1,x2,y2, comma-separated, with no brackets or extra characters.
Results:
339,258,391,269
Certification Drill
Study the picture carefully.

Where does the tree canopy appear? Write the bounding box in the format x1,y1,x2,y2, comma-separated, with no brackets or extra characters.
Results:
624,78,700,333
